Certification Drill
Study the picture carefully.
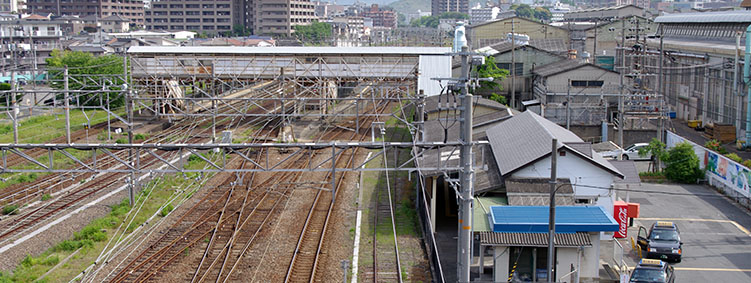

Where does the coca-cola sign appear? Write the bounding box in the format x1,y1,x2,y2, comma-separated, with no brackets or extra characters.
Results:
614,203,628,238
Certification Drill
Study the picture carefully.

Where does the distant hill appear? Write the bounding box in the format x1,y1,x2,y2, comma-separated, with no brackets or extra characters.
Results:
387,0,430,15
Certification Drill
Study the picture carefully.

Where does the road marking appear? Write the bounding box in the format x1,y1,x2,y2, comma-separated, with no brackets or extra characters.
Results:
639,218,750,236
626,266,751,272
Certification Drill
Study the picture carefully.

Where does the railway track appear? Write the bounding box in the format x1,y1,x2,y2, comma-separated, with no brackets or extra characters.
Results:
368,121,409,283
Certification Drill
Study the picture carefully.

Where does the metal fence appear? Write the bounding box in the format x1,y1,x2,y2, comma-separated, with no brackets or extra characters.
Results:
415,174,446,283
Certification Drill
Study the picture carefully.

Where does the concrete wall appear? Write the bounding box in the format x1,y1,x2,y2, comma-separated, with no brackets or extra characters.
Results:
581,233,602,279
569,125,658,146
540,65,620,96
556,247,579,283
494,246,510,282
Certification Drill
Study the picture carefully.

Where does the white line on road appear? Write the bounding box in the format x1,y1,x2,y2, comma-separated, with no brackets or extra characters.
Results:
638,218,750,236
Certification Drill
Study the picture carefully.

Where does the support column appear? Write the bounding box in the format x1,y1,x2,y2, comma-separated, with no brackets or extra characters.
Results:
125,56,135,206
457,46,474,283
64,66,70,144
430,177,437,232
11,72,17,144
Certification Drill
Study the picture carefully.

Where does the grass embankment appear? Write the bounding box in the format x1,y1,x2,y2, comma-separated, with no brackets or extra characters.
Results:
0,108,132,208
0,153,217,282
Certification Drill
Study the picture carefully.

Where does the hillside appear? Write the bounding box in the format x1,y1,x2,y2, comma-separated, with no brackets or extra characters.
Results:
388,0,430,15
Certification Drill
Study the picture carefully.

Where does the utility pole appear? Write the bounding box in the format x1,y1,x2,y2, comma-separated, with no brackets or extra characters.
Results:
657,25,664,170
64,66,71,144
457,45,474,283
618,19,625,149
28,27,37,88
735,33,742,141
11,72,17,144
124,56,135,206
547,138,558,283
566,79,570,130
505,20,517,109
593,19,598,58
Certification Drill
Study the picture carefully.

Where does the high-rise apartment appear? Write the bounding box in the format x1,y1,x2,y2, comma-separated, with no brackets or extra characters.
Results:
0,0,24,13
24,0,144,25
431,0,468,17
145,0,315,35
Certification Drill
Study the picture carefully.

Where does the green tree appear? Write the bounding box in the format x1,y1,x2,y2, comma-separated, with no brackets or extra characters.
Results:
533,7,552,22
294,22,333,45
410,15,440,28
489,93,507,105
45,50,126,108
438,12,469,20
663,142,704,183
397,13,407,27
476,56,509,95
638,138,666,172
232,25,251,36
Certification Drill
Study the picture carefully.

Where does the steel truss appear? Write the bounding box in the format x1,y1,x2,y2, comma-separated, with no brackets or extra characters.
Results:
0,141,487,173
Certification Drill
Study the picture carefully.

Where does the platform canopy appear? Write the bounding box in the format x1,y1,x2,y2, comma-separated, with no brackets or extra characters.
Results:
488,206,618,233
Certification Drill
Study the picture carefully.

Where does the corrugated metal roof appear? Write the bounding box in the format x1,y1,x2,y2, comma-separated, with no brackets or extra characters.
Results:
485,111,623,178
478,231,592,247
127,46,451,55
655,11,751,23
488,206,619,233
565,142,593,158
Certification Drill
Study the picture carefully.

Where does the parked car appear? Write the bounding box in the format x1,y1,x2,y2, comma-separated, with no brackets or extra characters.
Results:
629,259,675,282
621,143,652,160
637,221,683,263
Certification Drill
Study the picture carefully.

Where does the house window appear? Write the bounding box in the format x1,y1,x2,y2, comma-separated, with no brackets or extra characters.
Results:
498,63,523,75
571,80,604,87
575,198,592,204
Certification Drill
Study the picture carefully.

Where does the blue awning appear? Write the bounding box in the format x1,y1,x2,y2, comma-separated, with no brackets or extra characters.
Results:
488,206,618,233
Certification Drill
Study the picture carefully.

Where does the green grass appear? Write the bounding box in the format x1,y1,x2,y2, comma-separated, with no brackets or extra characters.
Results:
0,154,218,282
0,108,126,144
0,148,95,191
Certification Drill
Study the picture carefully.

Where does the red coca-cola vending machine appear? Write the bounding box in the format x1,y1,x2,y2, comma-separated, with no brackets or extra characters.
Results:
613,201,628,238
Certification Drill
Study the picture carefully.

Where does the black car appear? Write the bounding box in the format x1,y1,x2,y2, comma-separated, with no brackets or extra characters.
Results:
630,259,675,283
637,221,683,262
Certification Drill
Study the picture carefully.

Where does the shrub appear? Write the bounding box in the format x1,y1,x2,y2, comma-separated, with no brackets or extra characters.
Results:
639,171,665,177
744,160,751,168
160,204,174,217
725,153,743,163
2,205,18,215
115,138,127,144
704,139,727,154
41,194,52,201
664,142,704,183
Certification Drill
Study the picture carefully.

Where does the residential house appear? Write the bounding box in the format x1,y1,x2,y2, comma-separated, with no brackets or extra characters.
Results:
0,16,64,74
485,110,624,214
101,15,129,33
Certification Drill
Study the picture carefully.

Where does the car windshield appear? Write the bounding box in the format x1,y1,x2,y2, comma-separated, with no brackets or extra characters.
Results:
624,145,637,151
651,229,679,241
630,268,666,282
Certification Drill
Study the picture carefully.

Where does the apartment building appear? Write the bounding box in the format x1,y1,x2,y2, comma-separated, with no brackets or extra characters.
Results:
146,0,235,33
431,0,468,17
0,0,24,13
253,0,316,35
24,0,144,25
362,4,395,29
145,0,315,36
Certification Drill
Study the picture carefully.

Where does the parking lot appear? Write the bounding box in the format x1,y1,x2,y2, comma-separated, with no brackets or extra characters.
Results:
617,177,751,282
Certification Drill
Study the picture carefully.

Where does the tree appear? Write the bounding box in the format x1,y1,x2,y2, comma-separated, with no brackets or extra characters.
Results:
476,56,509,95
489,93,507,105
45,50,126,108
294,22,332,45
232,25,251,36
638,138,666,172
438,12,468,20
397,13,407,27
663,142,704,183
533,7,552,22
410,16,440,28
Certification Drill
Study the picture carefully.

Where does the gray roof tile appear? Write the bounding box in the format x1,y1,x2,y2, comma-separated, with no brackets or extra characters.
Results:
478,231,592,247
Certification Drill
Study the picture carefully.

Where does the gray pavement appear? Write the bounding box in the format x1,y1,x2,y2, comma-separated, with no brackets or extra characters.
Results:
615,181,751,282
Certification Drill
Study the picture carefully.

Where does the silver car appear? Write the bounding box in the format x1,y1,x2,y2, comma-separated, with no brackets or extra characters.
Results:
621,143,652,160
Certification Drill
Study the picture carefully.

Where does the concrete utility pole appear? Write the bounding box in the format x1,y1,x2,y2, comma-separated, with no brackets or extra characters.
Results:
618,19,625,149
658,25,664,144
735,33,742,141
566,79,571,130
511,20,516,109
547,138,558,283
64,66,71,144
11,72,17,144
457,45,474,283
124,56,135,206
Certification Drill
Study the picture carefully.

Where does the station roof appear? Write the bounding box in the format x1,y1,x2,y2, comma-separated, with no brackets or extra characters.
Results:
488,206,618,233
127,46,452,56
655,11,751,23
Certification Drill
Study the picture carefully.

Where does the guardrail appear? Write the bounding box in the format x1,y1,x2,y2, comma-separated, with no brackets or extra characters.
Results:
613,239,627,274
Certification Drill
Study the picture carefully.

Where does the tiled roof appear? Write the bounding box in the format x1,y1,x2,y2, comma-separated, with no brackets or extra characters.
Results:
478,231,592,247
505,178,575,206
610,160,641,184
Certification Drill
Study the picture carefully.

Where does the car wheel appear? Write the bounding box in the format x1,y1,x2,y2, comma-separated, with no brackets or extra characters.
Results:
622,155,629,160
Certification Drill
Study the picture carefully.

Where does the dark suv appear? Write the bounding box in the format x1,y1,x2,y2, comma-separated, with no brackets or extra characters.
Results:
629,259,675,283
637,221,683,262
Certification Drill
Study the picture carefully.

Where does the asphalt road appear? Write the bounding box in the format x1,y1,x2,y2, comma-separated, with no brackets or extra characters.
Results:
618,180,751,282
